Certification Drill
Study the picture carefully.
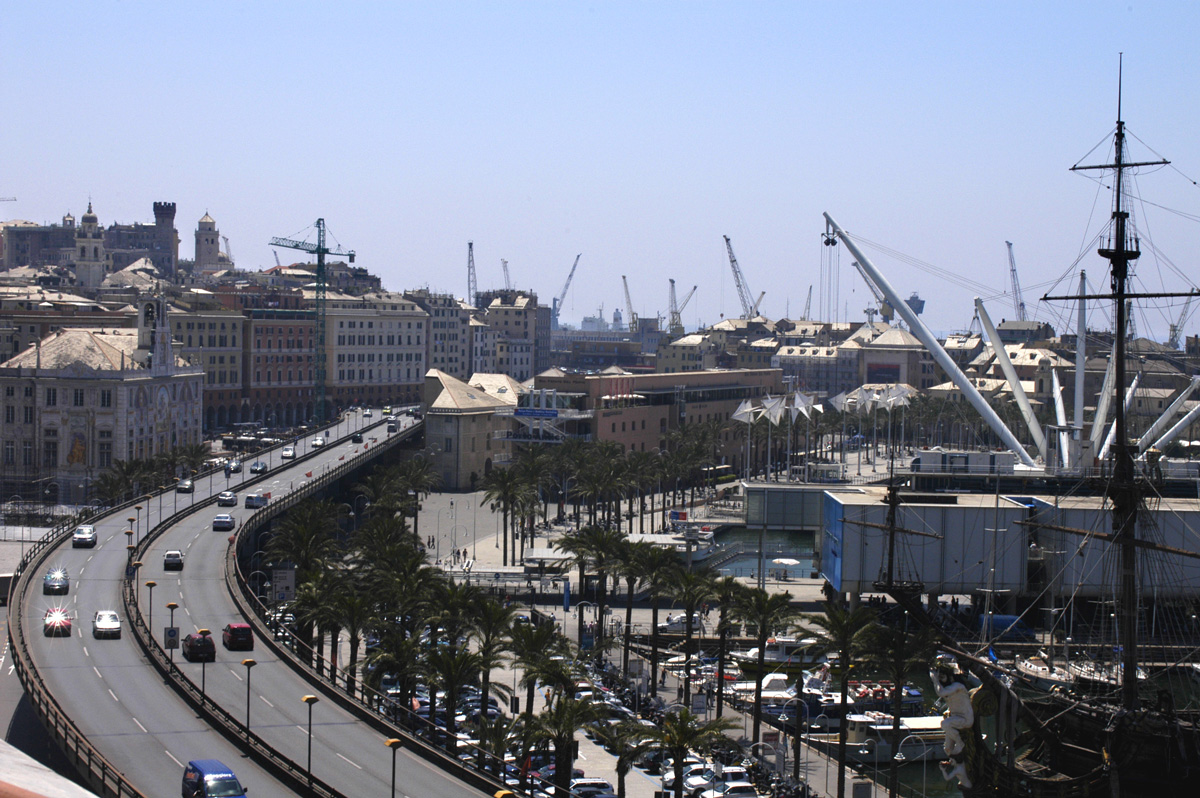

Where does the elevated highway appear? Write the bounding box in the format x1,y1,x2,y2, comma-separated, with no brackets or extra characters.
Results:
10,410,496,798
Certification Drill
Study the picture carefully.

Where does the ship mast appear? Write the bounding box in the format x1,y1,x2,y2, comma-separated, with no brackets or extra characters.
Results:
1068,59,1167,711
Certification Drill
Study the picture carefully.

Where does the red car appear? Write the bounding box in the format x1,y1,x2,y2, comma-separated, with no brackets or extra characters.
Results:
222,622,254,650
43,608,73,637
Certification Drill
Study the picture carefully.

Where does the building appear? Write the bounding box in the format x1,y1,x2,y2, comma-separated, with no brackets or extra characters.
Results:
858,327,937,389
995,319,1056,345
406,289,473,381
326,291,428,409
423,369,516,490
194,213,223,274
772,343,857,397
468,315,498,375
656,333,724,373
0,293,203,504
169,307,247,430
244,309,317,427
478,289,543,381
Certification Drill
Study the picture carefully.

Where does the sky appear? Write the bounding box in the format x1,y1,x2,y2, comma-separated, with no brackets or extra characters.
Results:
4,2,1200,341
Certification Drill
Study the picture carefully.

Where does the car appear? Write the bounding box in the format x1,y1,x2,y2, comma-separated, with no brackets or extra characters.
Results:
182,759,246,798
222,622,254,650
281,446,295,459
216,490,237,507
250,460,268,474
43,608,72,637
244,493,267,509
351,432,363,443
685,766,751,796
163,550,185,570
227,459,243,473
176,478,195,493
43,567,70,595
212,514,235,531
71,525,97,548
363,408,373,417
310,437,325,448
182,632,216,662
662,763,710,792
382,406,392,415
386,422,397,433
92,610,122,639
697,782,759,798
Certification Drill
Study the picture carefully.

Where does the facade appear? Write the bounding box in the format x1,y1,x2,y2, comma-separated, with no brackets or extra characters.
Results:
244,309,317,427
194,213,222,274
0,294,203,504
169,307,246,429
468,315,498,375
656,333,723,373
858,327,937,389
326,292,428,409
772,343,857,397
423,369,515,490
406,289,472,380
479,289,541,381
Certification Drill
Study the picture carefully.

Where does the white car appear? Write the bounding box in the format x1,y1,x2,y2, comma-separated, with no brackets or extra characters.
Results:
216,490,238,507
92,610,122,639
698,782,759,798
663,763,710,791
71,525,97,548
685,766,751,796
281,446,295,459
363,409,373,417
310,437,325,448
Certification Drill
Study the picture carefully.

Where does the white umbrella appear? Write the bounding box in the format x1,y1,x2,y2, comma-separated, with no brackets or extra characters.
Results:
773,557,801,566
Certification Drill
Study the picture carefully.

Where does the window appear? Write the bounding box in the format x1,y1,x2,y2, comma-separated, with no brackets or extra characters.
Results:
73,389,84,407
46,388,57,407
23,407,33,424
3,406,11,424
43,440,58,468
21,441,32,466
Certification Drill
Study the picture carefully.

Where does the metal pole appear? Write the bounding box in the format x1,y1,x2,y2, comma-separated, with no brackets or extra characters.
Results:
243,659,257,739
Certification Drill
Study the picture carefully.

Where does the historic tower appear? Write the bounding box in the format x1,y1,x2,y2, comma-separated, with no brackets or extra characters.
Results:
73,202,107,288
195,213,220,274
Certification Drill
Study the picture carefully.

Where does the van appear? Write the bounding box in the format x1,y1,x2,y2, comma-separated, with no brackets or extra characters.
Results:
244,493,268,509
977,613,1037,643
182,759,246,797
386,422,397,433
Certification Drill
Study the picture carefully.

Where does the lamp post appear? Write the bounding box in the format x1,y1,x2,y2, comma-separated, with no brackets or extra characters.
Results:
407,489,420,543
145,581,157,631
385,738,403,798
128,515,137,546
242,659,257,739
43,481,60,517
166,602,179,665
782,697,810,782
893,733,928,798
134,505,143,543
302,695,319,782
814,714,830,796
436,501,455,561
198,629,212,702
158,486,165,519
857,738,879,788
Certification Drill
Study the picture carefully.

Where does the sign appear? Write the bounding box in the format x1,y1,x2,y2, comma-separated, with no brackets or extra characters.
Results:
272,566,296,602
669,510,688,521
164,627,180,649
514,408,559,419
691,694,707,714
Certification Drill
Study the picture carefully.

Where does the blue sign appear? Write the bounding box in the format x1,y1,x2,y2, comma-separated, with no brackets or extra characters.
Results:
515,408,559,419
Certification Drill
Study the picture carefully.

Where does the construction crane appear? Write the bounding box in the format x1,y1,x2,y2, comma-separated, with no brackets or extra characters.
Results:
668,278,697,336
221,236,233,264
501,259,512,291
1167,295,1192,349
551,253,581,331
801,285,813,321
467,242,477,307
1006,241,1028,322
273,251,282,268
851,260,894,322
723,235,765,319
621,275,639,332
269,219,355,424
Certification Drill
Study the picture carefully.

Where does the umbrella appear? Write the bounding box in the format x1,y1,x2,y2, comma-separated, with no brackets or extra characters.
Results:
773,557,801,566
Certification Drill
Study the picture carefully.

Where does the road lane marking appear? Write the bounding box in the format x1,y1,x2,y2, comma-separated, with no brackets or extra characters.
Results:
83,646,88,657
184,607,191,616
93,667,102,678
230,669,242,681
336,753,362,769
132,717,146,733
165,750,183,768
260,696,274,708
87,556,93,563
78,567,84,575
108,689,119,702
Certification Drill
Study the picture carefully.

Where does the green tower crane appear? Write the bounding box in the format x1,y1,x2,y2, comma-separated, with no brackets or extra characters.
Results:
270,219,355,424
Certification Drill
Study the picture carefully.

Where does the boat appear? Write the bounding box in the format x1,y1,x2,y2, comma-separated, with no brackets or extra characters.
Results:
626,524,718,564
806,711,946,764
1013,652,1075,692
731,636,824,677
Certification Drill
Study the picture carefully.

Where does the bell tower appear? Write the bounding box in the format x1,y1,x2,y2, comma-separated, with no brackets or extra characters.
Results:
195,213,220,274
74,202,107,288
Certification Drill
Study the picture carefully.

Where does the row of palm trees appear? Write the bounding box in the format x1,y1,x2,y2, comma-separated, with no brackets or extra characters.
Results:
90,443,211,506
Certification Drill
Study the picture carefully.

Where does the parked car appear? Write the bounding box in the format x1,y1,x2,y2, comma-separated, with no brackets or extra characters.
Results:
176,478,195,493
43,608,72,637
92,610,122,639
182,632,216,662
212,514,235,531
43,567,70,595
698,782,759,798
163,550,185,570
216,491,237,507
250,461,268,474
71,525,97,548
222,622,254,650
281,446,295,459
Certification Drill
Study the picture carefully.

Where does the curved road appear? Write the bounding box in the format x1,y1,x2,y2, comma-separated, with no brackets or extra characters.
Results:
22,411,484,798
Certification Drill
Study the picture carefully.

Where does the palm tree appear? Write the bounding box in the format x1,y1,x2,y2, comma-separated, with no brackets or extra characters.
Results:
642,708,738,798
635,545,682,695
616,539,652,677
591,721,655,798
264,499,341,583
471,597,515,714
482,465,528,567
804,600,877,798
533,696,600,795
423,646,483,751
510,622,571,715
861,620,938,798
330,573,375,698
734,588,801,742
710,575,745,717
666,569,717,705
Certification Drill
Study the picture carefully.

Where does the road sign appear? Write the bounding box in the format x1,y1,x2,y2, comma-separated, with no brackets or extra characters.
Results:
514,408,558,419
272,566,296,602
164,626,180,649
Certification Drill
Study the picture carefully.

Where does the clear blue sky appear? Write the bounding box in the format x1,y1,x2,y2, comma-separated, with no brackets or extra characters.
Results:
4,2,1199,340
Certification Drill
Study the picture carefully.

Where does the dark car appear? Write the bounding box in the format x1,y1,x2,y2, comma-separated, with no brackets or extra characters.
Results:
43,608,72,637
227,459,243,473
182,632,216,662
182,759,246,798
43,567,70,595
222,622,254,650
351,432,363,443
249,461,268,474
176,478,195,493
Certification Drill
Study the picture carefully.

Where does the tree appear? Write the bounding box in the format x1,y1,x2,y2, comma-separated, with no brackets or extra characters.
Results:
330,572,375,698
264,499,341,583
710,575,746,717
804,601,877,798
734,588,801,742
634,545,682,695
641,708,738,798
482,466,530,567
533,696,600,795
665,569,716,705
509,621,571,715
423,646,482,752
616,539,653,677
591,721,655,798
555,524,626,648
471,597,515,716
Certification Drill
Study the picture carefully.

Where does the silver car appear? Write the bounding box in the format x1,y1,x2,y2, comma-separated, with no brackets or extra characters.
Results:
92,610,122,639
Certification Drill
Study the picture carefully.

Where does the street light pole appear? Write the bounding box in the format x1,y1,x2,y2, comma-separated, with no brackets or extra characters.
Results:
166,602,178,665
302,695,319,782
128,515,137,546
145,581,156,632
242,659,257,739
198,629,211,701
385,738,403,798
893,733,928,798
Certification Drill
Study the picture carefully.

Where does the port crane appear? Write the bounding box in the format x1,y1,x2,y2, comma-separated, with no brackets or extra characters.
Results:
467,242,477,307
1167,295,1192,349
668,278,697,336
1006,241,1028,321
800,285,812,321
221,236,233,264
501,259,512,290
551,253,581,330
270,219,355,424
851,260,894,322
621,275,639,332
723,235,765,319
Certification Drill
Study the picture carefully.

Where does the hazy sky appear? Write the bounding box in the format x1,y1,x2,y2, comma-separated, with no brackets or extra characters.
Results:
4,2,1199,340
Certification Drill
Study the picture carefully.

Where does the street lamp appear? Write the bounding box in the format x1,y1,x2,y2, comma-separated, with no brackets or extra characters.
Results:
781,697,810,781
436,501,455,560
857,738,879,788
128,515,137,546
242,659,257,739
385,738,403,798
198,629,212,701
134,505,143,543
893,733,929,798
166,602,179,665
814,714,830,796
302,695,319,782
158,486,165,520
145,581,157,631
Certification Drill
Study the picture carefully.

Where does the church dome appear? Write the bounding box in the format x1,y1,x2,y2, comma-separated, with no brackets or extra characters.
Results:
81,202,98,225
